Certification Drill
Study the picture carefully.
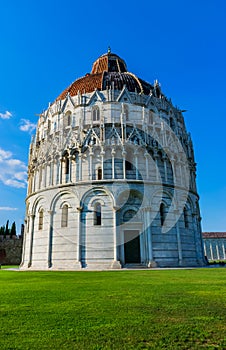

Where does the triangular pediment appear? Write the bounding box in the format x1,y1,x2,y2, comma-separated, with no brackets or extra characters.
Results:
127,125,146,146
82,127,101,148
105,124,122,145
116,86,132,103
61,94,75,112
145,95,158,111
88,90,104,105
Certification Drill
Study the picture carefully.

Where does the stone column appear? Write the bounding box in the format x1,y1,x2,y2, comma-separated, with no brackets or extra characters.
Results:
75,207,82,268
122,149,126,179
43,163,47,188
69,155,73,182
216,243,220,260
111,206,121,269
154,152,160,182
53,158,58,185
146,207,156,267
59,157,63,184
78,153,82,181
134,150,139,180
144,151,149,180
38,166,42,189
47,162,51,187
100,149,105,179
32,169,36,192
50,161,54,186
71,155,76,183
61,157,65,184
210,242,213,260
142,208,148,264
203,241,207,257
178,161,183,186
111,148,115,179
89,149,93,180
174,209,183,266
222,242,226,260
28,214,35,268
163,156,168,182
47,210,54,268
171,157,176,186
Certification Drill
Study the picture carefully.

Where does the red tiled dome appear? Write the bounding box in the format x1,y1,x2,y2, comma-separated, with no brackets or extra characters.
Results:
56,51,153,101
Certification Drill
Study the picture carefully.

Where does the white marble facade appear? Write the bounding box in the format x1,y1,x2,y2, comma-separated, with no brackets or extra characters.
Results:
20,51,206,270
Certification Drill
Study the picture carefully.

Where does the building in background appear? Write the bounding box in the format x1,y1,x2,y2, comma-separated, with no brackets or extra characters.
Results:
202,232,226,261
20,50,206,270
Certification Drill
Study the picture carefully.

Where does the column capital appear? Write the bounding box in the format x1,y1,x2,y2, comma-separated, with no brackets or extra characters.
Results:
113,206,120,211
142,206,152,212
174,209,180,215
76,206,83,212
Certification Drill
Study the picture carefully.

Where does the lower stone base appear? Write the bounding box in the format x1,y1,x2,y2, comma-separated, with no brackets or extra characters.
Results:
20,260,82,270
148,260,158,268
83,260,122,270
111,260,122,269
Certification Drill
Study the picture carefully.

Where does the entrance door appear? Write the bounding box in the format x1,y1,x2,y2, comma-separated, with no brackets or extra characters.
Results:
124,230,141,264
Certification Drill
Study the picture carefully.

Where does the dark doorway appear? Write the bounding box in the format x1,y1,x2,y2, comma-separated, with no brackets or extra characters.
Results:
124,230,141,264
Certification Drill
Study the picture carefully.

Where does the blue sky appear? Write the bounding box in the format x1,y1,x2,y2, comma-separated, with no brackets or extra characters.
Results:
0,0,225,233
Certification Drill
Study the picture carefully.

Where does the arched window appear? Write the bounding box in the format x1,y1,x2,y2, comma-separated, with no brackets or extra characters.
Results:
67,113,71,126
94,203,101,225
47,119,51,132
125,160,132,171
149,111,154,124
183,207,189,228
160,203,167,226
64,112,72,128
97,167,102,180
61,204,69,228
65,155,70,175
92,106,100,122
38,209,44,230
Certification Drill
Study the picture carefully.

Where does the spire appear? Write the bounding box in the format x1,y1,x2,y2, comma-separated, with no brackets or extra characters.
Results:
108,46,111,54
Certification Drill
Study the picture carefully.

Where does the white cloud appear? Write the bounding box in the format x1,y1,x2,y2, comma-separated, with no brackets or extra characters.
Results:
0,149,12,160
19,119,36,133
0,147,27,188
0,111,12,119
0,207,18,211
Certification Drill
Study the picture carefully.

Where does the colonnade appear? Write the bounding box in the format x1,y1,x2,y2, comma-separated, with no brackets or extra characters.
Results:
203,241,226,260
27,146,190,196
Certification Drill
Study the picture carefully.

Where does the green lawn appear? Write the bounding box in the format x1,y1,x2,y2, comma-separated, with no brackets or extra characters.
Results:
0,269,225,350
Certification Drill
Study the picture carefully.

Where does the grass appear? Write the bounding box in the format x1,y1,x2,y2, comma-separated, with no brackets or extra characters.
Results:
0,265,19,269
0,269,225,350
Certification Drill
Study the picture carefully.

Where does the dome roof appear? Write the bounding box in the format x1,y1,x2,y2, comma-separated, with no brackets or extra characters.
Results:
56,51,153,101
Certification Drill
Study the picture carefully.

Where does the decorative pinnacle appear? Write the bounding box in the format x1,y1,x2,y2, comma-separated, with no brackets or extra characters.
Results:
108,46,111,54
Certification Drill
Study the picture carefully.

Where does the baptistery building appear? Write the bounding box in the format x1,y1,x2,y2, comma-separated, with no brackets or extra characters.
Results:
20,50,206,270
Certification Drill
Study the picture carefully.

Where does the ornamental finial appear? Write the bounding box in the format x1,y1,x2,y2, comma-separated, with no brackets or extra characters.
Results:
108,46,111,54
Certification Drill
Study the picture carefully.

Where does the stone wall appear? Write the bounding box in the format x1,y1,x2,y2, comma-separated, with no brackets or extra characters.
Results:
0,236,23,265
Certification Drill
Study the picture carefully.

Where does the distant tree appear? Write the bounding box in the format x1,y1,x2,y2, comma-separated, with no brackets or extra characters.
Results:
2,225,6,238
5,220,10,236
10,222,16,237
0,226,5,236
